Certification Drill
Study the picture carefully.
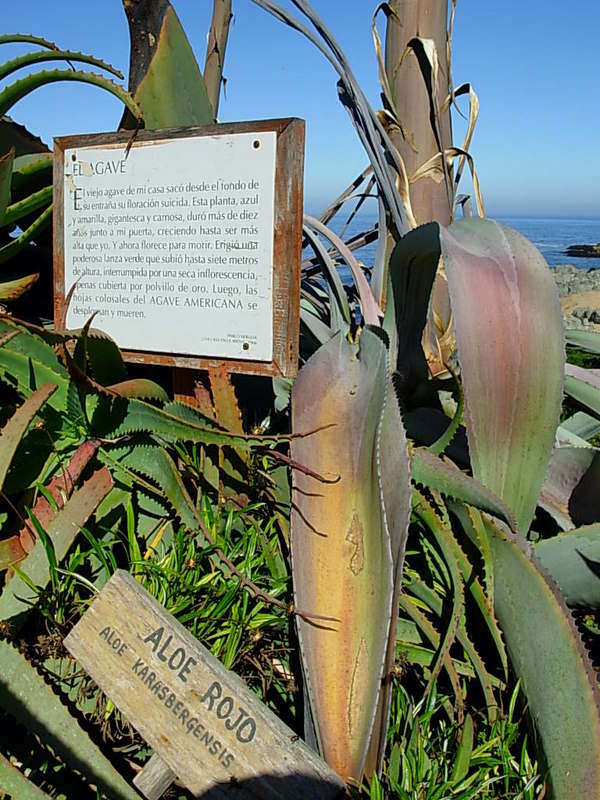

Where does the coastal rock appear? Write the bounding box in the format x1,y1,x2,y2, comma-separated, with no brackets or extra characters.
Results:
564,243,600,258
552,266,600,332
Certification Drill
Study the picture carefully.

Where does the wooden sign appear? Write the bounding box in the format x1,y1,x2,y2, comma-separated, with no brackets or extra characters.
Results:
63,570,344,799
53,119,304,378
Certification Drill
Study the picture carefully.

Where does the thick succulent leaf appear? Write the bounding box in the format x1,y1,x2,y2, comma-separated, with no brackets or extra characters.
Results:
364,375,411,774
0,383,56,490
0,750,51,798
561,411,600,443
539,447,600,530
122,0,213,128
566,328,600,354
534,525,600,607
382,222,439,385
0,146,14,225
0,117,48,158
564,363,600,418
0,203,52,264
0,640,140,800
0,69,143,121
412,447,517,531
108,378,169,402
486,518,600,799
0,467,113,629
0,49,123,83
442,219,564,535
290,328,397,780
2,184,52,227
0,535,26,570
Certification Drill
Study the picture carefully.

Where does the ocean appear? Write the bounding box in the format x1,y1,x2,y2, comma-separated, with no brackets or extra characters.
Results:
321,214,600,272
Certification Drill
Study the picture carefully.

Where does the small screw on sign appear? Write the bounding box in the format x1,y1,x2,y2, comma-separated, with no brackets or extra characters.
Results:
253,139,261,149
243,342,250,351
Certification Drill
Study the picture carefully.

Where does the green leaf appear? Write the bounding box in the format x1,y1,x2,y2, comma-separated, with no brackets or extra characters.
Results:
123,0,213,128
0,147,14,225
0,68,143,120
0,382,56,489
108,378,169,402
412,447,517,531
0,48,124,83
534,525,600,607
486,518,600,799
0,467,113,629
451,714,474,784
539,447,600,530
566,328,600,354
0,640,140,800
0,751,51,799
564,364,600,419
441,219,564,535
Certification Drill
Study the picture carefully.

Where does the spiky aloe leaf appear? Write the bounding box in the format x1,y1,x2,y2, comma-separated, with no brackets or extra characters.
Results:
534,525,600,607
0,383,56,489
0,640,140,800
0,751,51,799
0,49,123,82
486,517,600,799
122,0,213,128
0,69,143,121
2,184,52,227
291,327,411,780
0,117,48,158
412,447,517,531
0,146,13,224
0,467,113,629
108,378,169,402
441,219,564,535
539,447,600,530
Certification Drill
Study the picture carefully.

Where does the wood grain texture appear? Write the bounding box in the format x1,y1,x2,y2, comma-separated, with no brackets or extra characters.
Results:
64,570,344,799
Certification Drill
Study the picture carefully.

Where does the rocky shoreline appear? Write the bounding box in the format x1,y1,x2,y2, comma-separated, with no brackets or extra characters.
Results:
552,264,600,329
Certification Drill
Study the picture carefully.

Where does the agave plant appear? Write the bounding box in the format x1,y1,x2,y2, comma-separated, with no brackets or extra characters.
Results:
251,2,600,797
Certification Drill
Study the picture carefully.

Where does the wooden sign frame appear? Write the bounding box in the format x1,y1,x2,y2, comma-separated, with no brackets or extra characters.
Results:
64,570,344,799
53,119,304,379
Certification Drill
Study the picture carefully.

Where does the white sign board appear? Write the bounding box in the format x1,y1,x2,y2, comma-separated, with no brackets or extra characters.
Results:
62,132,276,361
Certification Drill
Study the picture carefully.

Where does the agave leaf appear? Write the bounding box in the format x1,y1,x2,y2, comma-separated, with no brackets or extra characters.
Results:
539,447,600,530
0,273,39,301
441,219,564,535
209,366,244,434
0,68,143,121
561,411,600,443
382,222,439,386
412,447,517,531
564,363,600,418
0,640,140,800
290,328,400,780
364,373,411,774
11,152,52,196
534,525,600,607
0,750,51,799
0,467,113,629
566,328,600,354
486,517,600,799
0,147,14,225
122,0,213,128
204,0,233,117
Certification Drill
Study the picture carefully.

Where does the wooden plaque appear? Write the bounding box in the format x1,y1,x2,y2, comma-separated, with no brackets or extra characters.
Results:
63,570,344,799
53,119,304,378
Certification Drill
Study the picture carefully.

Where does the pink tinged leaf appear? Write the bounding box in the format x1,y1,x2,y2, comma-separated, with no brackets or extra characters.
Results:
441,219,564,535
17,440,101,552
0,536,26,569
291,328,401,781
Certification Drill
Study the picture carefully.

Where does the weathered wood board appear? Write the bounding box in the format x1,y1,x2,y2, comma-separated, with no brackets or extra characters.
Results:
53,119,304,378
64,570,344,799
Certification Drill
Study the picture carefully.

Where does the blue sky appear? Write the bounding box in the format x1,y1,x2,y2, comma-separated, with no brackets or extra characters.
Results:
2,1,599,217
